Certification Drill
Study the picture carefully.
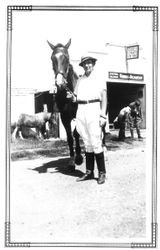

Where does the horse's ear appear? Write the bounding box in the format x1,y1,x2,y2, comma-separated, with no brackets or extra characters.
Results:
65,39,71,49
47,40,55,50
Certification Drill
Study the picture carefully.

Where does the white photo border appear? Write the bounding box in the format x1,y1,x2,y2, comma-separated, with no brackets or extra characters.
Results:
5,5,158,248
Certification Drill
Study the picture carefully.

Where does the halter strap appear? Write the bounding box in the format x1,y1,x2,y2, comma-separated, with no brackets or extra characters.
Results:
55,67,74,95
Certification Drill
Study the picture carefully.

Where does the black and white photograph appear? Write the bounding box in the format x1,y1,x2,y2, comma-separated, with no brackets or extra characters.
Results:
0,0,159,248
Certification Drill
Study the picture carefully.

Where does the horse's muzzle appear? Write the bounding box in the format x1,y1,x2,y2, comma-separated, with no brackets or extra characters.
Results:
55,73,67,90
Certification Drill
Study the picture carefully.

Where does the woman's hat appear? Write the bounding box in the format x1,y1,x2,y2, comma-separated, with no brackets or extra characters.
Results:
79,56,97,67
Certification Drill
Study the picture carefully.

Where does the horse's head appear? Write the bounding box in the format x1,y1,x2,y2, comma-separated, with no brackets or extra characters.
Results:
47,39,71,91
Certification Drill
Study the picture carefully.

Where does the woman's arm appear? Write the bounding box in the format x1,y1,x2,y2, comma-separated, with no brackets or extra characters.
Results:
100,89,107,118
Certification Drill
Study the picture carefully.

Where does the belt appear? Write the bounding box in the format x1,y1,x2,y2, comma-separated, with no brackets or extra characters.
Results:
77,99,100,104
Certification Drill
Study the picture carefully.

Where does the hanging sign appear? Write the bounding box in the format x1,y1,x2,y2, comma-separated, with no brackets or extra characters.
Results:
126,45,139,60
109,72,144,81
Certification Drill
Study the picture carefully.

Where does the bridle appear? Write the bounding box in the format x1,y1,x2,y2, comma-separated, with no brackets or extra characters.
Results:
53,61,74,96
55,72,74,95
55,72,68,86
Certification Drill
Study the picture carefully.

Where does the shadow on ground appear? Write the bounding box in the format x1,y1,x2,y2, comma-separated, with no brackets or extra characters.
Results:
31,157,84,178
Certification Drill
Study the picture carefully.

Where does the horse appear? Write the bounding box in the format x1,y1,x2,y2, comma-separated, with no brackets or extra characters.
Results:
12,112,56,140
47,39,83,169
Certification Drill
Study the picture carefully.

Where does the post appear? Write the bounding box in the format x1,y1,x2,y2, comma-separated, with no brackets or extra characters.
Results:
125,46,128,73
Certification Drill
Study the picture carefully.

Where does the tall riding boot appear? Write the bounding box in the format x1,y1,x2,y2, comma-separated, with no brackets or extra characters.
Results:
130,129,134,139
95,152,106,184
76,152,94,181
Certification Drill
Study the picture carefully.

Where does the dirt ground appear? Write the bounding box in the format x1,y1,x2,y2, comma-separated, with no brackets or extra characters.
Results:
9,129,146,244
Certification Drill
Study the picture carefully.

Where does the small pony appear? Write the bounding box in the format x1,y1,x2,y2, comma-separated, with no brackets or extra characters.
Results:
12,112,56,140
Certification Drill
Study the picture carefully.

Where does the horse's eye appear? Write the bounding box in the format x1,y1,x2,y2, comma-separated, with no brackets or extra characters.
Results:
52,57,57,64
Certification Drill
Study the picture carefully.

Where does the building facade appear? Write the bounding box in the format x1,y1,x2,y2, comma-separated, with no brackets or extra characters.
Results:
87,44,146,129
11,44,147,139
11,88,37,122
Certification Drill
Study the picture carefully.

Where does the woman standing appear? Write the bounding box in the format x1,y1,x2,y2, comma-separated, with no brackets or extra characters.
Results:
71,56,108,184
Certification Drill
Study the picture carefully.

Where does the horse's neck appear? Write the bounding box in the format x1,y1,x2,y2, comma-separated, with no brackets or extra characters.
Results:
67,64,78,92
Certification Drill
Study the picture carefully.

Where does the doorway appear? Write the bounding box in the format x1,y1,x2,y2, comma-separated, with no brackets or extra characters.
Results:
107,82,146,128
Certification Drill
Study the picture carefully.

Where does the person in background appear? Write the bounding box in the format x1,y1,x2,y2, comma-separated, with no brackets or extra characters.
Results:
68,55,108,184
114,106,131,141
129,100,143,139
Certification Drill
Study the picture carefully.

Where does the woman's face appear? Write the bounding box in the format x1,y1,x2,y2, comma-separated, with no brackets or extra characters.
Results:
83,60,94,76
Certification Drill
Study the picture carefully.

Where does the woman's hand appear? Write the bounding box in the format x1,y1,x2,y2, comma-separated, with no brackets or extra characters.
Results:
66,92,77,102
99,115,106,127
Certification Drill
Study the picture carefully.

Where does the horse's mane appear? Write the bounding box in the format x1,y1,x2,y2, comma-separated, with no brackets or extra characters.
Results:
67,64,78,92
